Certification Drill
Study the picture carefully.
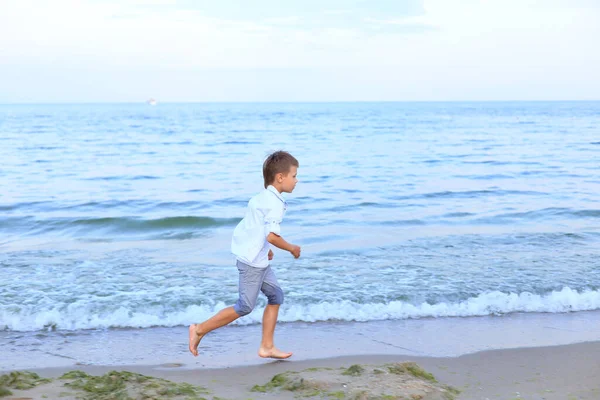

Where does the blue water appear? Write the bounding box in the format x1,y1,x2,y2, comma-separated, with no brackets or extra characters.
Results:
1,101,599,332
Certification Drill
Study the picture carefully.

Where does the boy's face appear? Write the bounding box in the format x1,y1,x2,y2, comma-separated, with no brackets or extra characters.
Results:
278,166,298,193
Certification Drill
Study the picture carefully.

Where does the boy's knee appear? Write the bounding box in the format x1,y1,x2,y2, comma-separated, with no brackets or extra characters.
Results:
234,300,255,316
267,286,284,305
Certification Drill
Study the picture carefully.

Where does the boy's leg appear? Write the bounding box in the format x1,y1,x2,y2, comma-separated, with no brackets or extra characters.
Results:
188,261,266,356
188,307,239,356
258,267,292,359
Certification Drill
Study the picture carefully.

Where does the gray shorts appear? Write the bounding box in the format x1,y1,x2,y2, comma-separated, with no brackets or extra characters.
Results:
233,260,284,316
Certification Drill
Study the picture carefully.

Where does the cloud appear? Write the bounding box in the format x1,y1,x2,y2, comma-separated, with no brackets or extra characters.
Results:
0,0,434,69
417,0,600,68
0,0,598,101
0,1,269,67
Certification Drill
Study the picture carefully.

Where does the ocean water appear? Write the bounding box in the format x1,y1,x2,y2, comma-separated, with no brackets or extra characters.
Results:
1,101,599,334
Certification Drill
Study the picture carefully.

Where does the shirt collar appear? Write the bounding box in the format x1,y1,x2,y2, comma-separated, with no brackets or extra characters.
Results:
267,185,286,204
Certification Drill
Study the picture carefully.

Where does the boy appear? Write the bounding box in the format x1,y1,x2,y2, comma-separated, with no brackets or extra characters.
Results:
189,151,301,359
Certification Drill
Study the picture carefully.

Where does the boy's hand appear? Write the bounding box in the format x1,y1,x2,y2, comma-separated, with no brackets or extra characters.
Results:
266,233,300,258
268,249,274,260
290,245,301,259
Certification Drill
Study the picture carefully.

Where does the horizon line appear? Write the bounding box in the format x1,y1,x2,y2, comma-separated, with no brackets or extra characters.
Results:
1,99,599,106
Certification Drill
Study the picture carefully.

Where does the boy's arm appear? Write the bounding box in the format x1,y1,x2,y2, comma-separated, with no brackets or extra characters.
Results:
267,233,301,259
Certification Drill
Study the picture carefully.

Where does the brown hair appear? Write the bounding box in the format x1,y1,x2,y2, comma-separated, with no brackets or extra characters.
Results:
263,151,299,188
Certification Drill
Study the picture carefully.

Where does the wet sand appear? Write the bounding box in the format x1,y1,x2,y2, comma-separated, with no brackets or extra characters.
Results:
3,310,600,372
2,311,600,399
3,341,600,399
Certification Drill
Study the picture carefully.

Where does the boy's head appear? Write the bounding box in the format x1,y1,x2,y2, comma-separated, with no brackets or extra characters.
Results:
263,151,299,192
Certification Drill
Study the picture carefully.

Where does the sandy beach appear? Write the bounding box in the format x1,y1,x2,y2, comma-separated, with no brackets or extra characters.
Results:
3,311,600,399
1,341,599,399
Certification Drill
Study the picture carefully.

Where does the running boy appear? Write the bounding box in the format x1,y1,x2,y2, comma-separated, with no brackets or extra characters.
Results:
189,151,301,359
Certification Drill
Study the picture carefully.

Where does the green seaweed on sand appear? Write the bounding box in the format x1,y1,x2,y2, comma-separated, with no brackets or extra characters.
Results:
60,370,210,400
342,365,365,376
251,372,326,396
0,387,13,397
251,362,460,399
251,373,289,392
304,367,334,372
0,371,52,391
440,387,461,400
60,370,91,379
387,363,437,382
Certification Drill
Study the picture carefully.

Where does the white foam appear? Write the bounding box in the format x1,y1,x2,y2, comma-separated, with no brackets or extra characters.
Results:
2,287,600,331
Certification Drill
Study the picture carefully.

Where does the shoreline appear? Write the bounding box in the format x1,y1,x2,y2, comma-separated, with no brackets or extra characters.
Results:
3,310,600,372
2,311,600,398
3,341,600,399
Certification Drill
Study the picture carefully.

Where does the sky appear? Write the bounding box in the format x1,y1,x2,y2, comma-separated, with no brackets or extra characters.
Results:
1,0,599,103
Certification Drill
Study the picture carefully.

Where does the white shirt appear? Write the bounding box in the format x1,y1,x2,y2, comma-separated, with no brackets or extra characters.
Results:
231,185,287,268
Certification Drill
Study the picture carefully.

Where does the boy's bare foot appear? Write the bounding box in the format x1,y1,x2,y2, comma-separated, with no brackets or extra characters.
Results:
258,346,293,359
188,324,206,356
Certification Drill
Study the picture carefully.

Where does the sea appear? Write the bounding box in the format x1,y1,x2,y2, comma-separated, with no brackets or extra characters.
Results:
1,101,599,369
